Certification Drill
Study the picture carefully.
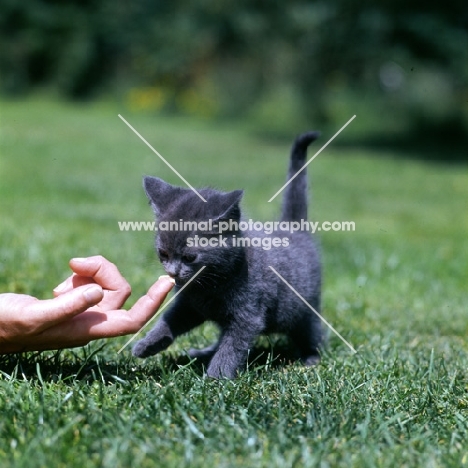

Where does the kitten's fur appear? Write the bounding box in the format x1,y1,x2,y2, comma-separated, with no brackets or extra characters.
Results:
133,132,323,378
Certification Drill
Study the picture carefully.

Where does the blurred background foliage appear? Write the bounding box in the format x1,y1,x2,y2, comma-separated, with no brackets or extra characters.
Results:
1,0,467,158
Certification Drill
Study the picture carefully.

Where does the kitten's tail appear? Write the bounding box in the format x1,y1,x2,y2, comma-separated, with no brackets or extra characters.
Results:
280,131,320,222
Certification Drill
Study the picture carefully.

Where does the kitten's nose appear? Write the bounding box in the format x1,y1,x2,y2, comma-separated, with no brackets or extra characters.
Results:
164,263,179,278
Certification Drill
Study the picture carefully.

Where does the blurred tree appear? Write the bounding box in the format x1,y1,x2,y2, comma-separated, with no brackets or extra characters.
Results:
1,0,467,148
293,1,468,122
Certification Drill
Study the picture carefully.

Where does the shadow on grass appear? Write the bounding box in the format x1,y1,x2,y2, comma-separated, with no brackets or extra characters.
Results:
164,336,301,376
337,117,468,164
255,116,468,164
0,337,303,383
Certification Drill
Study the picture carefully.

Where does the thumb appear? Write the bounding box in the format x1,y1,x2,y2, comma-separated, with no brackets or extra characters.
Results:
28,285,104,327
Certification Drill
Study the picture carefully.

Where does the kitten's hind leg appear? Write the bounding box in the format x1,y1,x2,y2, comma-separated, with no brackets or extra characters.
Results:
301,354,321,367
289,313,323,367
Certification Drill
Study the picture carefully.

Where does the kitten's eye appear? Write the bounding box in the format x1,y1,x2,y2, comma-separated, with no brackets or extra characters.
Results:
158,249,169,261
182,253,197,263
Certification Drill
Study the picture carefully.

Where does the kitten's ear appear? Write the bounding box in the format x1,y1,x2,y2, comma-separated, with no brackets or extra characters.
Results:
215,189,244,222
143,176,179,215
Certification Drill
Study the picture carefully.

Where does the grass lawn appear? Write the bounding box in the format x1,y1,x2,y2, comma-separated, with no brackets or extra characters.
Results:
0,99,467,467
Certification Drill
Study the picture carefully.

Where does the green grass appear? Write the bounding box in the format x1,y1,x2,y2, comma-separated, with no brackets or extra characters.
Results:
0,98,467,467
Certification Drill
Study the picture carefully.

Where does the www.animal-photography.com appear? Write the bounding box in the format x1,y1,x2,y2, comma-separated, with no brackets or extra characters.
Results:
1,2,467,467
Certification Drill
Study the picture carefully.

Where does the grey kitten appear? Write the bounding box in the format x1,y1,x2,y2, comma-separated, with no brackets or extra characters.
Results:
133,132,323,378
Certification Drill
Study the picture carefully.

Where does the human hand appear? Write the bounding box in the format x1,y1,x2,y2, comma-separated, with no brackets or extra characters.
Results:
0,256,174,354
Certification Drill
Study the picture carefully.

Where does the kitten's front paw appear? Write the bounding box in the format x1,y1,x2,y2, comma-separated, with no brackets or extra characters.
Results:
132,336,173,358
206,360,237,380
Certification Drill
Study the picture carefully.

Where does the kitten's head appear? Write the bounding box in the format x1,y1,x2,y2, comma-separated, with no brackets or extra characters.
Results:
144,176,245,288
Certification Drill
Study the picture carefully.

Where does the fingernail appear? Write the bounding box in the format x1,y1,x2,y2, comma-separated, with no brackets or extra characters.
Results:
83,285,103,303
53,280,68,293
159,275,176,285
71,257,87,263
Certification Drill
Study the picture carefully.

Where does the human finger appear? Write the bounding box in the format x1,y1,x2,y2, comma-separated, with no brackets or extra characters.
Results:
30,276,174,342
27,284,104,331
68,256,131,310
124,275,175,332
53,274,94,297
